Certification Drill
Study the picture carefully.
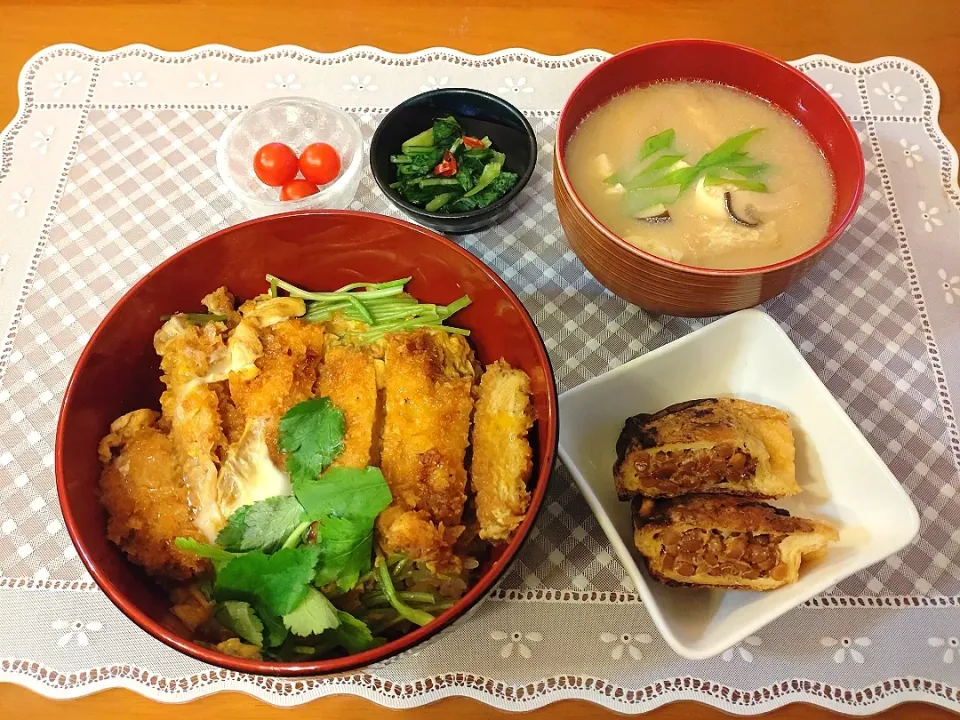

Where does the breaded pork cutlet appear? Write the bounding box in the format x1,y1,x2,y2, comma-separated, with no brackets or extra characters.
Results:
98,409,209,581
470,360,535,542
377,329,477,566
154,313,232,541
614,398,800,500
227,316,326,468
633,494,837,591
316,345,380,469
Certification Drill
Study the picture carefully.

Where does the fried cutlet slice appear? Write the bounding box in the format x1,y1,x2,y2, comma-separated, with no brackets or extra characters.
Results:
228,318,326,468
201,286,242,327
469,360,535,542
155,315,232,541
375,505,464,570
98,410,209,581
633,494,838,591
378,329,477,562
614,398,800,500
316,345,379,469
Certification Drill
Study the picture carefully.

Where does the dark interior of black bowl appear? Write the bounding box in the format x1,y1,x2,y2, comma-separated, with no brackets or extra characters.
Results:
370,88,537,234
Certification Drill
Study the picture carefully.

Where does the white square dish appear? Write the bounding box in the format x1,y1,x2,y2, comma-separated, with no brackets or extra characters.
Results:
557,309,920,660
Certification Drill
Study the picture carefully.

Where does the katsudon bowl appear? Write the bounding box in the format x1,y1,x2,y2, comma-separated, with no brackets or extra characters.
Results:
55,210,558,676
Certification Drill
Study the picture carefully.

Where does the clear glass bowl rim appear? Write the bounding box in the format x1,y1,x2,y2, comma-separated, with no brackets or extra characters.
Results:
215,96,364,211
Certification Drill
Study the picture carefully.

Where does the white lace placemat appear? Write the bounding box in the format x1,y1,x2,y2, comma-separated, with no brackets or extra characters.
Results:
0,45,959,714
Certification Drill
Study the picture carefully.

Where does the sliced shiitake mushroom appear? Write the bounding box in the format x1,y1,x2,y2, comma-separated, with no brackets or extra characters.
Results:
642,211,671,223
633,203,671,223
724,192,760,228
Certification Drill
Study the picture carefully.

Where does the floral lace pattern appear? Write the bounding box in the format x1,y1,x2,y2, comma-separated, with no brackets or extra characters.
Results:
0,45,957,712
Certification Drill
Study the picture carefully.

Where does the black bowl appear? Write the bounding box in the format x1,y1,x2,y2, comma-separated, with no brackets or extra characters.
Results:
370,88,537,234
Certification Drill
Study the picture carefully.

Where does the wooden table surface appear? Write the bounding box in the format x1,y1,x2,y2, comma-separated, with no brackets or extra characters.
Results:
1,1,958,718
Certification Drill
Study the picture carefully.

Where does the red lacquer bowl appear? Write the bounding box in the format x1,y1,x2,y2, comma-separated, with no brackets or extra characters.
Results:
555,39,865,317
55,210,558,676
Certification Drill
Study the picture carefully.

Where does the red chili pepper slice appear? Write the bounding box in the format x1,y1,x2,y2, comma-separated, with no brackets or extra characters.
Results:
434,150,458,177
462,135,485,149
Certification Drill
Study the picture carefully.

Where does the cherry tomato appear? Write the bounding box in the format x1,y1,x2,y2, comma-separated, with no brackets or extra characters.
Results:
433,150,458,177
279,179,320,201
462,135,485,149
298,142,342,185
253,143,299,187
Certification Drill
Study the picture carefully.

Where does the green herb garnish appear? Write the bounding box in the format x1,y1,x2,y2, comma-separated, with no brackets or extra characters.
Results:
703,173,768,193
607,127,771,215
333,611,384,653
215,601,265,646
174,537,240,567
268,275,470,343
623,185,684,215
299,467,393,592
282,586,341,637
375,552,435,627
213,546,321,617
311,514,379,592
159,312,227,324
695,128,764,169
259,604,291,648
639,128,676,161
294,466,392,520
216,496,308,554
277,397,346,484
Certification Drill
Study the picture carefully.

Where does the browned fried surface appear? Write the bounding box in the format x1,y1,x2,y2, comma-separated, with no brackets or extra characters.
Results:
379,330,476,562
470,360,534,542
633,494,838,591
621,398,788,448
99,415,209,581
641,562,781,591
380,330,476,525
633,494,817,536
214,382,247,446
229,319,325,466
375,505,464,569
316,345,379,469
201,286,241,326
97,408,161,464
155,318,231,540
614,397,798,499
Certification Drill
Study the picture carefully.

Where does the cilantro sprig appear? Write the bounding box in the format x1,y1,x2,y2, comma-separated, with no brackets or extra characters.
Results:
282,586,341,637
277,397,346,484
216,496,308,554
215,601,265,646
213,546,321,617
175,396,417,659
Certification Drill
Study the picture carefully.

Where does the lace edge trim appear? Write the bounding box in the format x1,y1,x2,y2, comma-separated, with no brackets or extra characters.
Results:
2,660,958,711
854,75,960,470
3,577,959,607
486,589,960,607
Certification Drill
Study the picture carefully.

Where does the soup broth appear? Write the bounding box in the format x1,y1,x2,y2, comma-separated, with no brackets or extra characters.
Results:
566,82,835,270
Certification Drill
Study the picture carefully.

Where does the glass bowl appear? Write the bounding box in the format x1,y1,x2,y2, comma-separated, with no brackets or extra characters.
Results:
217,97,363,217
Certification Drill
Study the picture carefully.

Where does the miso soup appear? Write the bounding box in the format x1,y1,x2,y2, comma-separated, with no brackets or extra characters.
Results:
566,82,835,270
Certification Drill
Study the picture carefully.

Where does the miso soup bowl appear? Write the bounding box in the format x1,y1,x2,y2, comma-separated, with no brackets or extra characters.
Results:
554,39,865,317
